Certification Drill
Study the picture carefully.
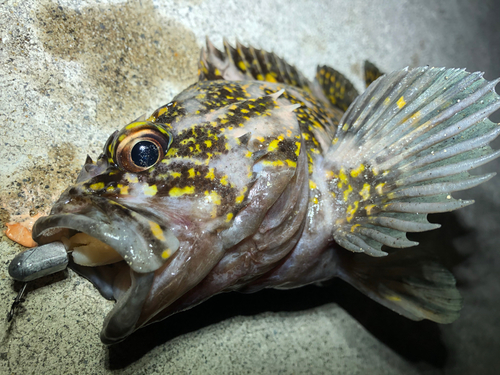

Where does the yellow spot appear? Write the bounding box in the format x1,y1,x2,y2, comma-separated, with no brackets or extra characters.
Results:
220,175,229,186
410,111,421,122
343,185,353,201
149,221,165,241
125,173,139,183
359,183,371,200
109,170,120,176
256,136,265,142
118,134,126,142
285,159,297,168
235,187,247,204
118,184,129,195
342,123,349,131
214,68,221,76
188,168,195,178
268,135,284,152
125,122,142,130
169,186,195,197
106,186,115,192
241,108,249,114
262,160,285,167
204,190,221,205
157,107,168,117
245,151,253,158
180,137,196,145
346,201,359,222
166,148,178,157
295,141,301,156
265,73,277,83
170,172,181,178
312,197,319,205
339,168,349,185
365,204,376,215
384,97,390,105
309,180,317,189
332,137,339,145
386,295,402,302
89,182,104,191
350,164,365,178
161,249,171,260
350,224,360,233
143,184,157,196
375,182,385,195
397,96,406,108
225,212,233,222
220,119,229,125
205,140,212,147
205,168,215,180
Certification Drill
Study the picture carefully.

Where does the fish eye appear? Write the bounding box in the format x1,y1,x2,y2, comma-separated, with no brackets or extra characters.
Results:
116,129,171,172
131,140,160,168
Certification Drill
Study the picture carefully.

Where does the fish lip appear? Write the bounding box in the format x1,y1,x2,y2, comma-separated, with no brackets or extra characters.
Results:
31,196,180,344
32,196,179,274
100,269,155,344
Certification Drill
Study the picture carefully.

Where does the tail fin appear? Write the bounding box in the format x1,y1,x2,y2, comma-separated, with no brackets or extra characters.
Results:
336,250,463,323
323,67,500,257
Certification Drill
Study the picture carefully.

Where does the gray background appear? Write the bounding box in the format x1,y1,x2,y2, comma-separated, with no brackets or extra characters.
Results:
1,0,500,374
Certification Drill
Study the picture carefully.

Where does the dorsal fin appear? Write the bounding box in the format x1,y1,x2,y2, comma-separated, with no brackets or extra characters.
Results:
364,61,384,87
199,38,314,92
315,66,359,111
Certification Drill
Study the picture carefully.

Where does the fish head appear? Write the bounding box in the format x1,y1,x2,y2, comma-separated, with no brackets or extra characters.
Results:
32,82,304,343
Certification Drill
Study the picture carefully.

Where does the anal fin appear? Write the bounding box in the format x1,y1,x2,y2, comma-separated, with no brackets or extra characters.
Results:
336,250,463,323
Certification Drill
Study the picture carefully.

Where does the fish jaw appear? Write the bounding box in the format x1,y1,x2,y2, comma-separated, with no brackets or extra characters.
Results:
31,191,184,343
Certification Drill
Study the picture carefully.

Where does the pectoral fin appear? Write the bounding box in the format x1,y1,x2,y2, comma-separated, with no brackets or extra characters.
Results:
324,67,500,257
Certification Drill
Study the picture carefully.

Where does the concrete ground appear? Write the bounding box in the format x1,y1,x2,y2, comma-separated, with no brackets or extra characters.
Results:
1,0,500,374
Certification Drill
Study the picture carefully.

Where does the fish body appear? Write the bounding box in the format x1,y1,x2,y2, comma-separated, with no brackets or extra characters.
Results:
18,40,500,343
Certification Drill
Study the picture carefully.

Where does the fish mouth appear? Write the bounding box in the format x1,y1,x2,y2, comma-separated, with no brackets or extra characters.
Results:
32,194,180,344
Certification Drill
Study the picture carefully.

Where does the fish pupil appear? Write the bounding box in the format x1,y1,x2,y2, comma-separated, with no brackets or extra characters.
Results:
131,140,159,168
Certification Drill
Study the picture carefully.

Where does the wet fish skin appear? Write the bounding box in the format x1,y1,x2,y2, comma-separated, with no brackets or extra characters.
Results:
26,40,500,343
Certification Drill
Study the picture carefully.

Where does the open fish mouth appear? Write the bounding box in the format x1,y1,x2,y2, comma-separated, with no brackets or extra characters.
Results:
31,194,180,344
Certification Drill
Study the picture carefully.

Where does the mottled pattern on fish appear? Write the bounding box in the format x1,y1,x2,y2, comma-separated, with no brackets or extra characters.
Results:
24,39,500,344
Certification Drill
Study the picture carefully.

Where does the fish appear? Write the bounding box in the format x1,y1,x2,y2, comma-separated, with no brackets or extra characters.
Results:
9,39,500,344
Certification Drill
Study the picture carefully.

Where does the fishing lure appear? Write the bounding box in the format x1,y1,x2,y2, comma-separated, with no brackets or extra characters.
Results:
8,40,500,344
